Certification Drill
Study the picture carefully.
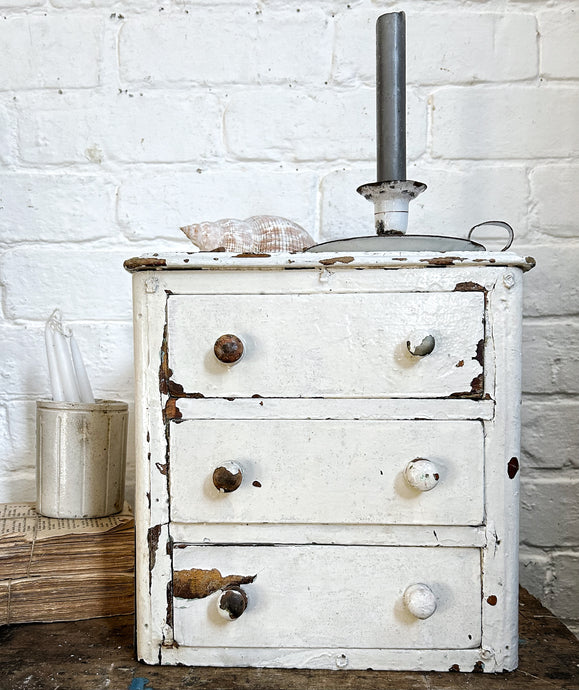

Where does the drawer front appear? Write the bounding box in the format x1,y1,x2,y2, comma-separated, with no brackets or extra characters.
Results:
169,420,484,526
167,292,484,398
172,545,482,650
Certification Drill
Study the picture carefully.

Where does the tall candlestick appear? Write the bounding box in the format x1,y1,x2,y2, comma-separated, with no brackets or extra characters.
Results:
376,11,406,182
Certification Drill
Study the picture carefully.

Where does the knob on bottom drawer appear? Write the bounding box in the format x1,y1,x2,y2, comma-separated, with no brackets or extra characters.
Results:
217,586,248,620
403,583,437,619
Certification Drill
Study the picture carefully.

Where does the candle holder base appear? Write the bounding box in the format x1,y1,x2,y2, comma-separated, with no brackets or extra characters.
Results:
357,179,426,235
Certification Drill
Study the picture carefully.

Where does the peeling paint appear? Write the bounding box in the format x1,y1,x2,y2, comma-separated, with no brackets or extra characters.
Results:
164,398,182,422
124,257,167,271
449,664,460,672
473,661,485,673
234,252,271,259
148,524,162,575
159,321,185,398
474,339,485,367
507,457,519,479
454,281,485,292
173,568,256,600
319,256,355,266
487,595,498,606
155,462,168,476
456,360,464,368
419,256,464,267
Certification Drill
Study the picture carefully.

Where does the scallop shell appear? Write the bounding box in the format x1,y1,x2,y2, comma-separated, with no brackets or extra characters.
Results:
180,215,314,253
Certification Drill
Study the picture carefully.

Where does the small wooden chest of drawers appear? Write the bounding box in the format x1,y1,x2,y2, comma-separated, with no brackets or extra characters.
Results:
125,251,533,673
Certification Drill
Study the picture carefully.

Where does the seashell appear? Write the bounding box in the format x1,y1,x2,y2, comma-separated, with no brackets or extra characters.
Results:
180,215,314,253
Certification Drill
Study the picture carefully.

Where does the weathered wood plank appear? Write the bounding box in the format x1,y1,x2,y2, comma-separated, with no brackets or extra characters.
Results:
0,589,576,689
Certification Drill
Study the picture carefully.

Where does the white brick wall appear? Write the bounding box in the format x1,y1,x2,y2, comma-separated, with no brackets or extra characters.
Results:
0,0,577,638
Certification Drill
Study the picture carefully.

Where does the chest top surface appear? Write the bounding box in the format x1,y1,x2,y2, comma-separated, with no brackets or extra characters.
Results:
124,250,535,273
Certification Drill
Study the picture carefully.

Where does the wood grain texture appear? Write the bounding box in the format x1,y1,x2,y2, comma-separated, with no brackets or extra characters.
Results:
0,590,577,690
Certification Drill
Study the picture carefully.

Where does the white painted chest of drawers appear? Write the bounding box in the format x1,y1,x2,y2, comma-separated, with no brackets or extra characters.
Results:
125,250,533,673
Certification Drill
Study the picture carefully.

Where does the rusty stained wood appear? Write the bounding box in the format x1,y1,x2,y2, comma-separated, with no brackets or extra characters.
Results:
173,567,256,600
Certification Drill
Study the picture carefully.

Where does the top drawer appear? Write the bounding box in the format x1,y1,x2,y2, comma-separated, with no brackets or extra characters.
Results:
167,292,484,399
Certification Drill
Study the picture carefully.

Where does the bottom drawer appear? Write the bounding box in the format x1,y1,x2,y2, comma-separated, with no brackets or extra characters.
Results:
172,545,481,650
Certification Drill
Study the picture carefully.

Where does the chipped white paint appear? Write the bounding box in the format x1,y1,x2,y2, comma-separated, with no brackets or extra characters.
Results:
127,252,527,672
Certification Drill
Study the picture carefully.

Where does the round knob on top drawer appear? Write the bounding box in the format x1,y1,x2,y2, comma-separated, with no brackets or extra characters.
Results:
404,458,440,492
406,334,435,357
403,583,437,620
217,586,248,620
214,334,245,364
212,462,243,493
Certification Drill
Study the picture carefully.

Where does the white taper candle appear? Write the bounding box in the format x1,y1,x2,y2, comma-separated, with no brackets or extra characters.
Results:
70,334,95,404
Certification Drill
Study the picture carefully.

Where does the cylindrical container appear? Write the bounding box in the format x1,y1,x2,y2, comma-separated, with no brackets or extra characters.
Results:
36,399,128,518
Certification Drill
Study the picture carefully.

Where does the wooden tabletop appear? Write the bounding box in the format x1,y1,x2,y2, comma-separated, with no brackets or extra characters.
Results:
0,588,577,690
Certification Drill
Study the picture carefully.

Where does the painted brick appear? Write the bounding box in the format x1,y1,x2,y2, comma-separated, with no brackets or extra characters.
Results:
0,471,35,503
517,244,579,316
120,8,332,85
0,16,102,90
540,11,579,79
0,248,133,320
521,400,579,469
0,0,45,7
18,92,222,164
0,105,14,164
530,165,579,237
69,322,134,400
334,12,537,85
550,553,579,621
522,322,579,395
2,400,36,473
0,405,10,472
519,548,552,600
225,87,426,162
0,174,117,243
520,474,579,547
319,164,529,242
0,324,48,398
432,87,579,159
118,170,318,241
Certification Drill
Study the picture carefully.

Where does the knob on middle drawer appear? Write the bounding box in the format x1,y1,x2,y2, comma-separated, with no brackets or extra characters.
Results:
404,458,440,492
213,462,243,493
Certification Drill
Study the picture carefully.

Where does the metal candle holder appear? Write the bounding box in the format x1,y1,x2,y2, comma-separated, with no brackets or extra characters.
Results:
360,11,426,236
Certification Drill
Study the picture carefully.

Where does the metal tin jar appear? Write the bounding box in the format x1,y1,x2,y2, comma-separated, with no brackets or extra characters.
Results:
36,399,128,518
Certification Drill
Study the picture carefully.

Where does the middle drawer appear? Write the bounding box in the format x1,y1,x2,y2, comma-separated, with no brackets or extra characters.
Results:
169,419,484,526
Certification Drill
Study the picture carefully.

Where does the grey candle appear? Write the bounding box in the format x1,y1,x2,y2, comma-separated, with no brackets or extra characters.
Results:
376,12,406,181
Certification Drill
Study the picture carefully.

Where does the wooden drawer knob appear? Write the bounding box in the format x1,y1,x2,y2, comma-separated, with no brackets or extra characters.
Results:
404,458,440,492
212,462,243,493
406,334,435,357
214,334,244,364
217,586,248,620
403,583,437,619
